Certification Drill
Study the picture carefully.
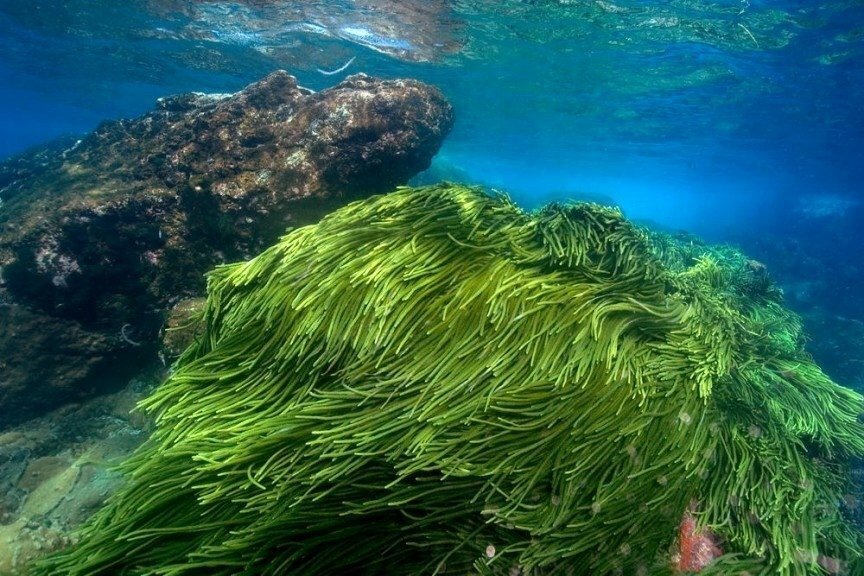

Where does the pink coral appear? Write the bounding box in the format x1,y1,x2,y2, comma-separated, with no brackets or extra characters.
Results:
671,502,722,573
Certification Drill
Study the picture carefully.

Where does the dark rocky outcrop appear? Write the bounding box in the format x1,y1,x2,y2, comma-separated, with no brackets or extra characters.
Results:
0,71,453,428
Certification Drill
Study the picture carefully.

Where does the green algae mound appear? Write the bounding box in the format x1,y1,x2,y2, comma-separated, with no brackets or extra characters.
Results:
34,184,864,575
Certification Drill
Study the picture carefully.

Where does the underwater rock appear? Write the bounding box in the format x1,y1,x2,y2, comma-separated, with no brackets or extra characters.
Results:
0,367,157,574
159,297,206,361
0,70,453,428
30,184,864,575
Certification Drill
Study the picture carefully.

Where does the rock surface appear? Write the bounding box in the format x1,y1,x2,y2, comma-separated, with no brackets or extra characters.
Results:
0,70,453,428
0,367,159,575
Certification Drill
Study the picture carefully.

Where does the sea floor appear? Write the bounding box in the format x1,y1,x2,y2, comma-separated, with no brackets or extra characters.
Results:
0,365,162,574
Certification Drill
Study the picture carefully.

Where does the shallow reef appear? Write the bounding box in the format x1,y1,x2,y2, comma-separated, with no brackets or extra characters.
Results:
30,183,864,575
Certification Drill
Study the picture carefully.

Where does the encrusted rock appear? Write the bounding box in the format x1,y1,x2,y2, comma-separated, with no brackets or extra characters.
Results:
0,370,157,573
160,298,206,361
0,70,453,427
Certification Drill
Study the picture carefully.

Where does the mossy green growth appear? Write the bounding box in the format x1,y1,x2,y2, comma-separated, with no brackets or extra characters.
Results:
33,184,864,575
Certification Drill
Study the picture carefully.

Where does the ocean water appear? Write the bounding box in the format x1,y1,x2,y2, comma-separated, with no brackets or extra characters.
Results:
3,0,861,383
1,1,862,324
1,1,863,574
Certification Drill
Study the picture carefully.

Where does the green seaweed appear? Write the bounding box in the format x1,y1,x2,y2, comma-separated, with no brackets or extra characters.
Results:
31,184,864,575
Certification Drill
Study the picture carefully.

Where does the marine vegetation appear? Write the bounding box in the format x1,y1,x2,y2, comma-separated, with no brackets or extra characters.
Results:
32,183,864,575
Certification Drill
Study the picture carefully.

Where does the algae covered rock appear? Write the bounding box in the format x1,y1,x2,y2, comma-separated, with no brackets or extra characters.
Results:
34,184,864,575
159,298,207,362
0,71,453,427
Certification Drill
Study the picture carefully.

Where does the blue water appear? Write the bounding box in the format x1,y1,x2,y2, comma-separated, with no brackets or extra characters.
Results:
1,0,862,380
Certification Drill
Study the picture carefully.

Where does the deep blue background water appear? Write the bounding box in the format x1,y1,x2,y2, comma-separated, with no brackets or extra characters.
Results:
1,0,862,383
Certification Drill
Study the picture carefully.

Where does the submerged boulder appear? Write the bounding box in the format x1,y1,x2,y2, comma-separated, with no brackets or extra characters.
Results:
32,184,864,575
0,71,453,427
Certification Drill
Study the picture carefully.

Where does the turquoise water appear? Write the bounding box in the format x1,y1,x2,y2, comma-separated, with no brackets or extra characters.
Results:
2,1,862,234
3,0,861,384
